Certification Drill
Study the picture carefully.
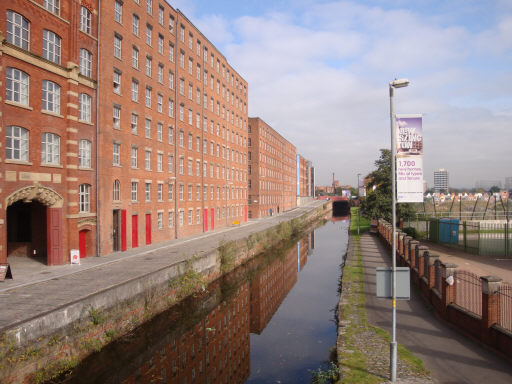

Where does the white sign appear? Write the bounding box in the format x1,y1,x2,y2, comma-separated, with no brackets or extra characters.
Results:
70,249,80,265
396,114,424,203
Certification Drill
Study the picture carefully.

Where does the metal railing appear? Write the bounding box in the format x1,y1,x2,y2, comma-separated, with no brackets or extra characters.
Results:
454,270,482,316
498,283,512,332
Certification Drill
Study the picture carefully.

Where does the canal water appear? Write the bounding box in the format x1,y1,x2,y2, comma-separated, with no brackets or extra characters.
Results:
54,219,349,384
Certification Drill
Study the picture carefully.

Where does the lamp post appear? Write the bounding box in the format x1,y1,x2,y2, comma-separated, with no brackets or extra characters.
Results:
389,78,409,382
357,173,361,234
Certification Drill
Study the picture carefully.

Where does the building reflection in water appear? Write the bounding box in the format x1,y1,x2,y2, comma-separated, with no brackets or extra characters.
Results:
60,231,314,384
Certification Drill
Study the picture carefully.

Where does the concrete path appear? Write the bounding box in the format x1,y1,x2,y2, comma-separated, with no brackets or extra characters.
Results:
360,233,512,384
0,201,325,331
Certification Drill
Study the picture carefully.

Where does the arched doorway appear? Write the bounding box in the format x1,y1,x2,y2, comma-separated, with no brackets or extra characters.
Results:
5,183,64,265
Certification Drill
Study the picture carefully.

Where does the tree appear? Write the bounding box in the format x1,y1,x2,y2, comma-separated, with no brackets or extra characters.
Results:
489,185,500,194
360,149,415,221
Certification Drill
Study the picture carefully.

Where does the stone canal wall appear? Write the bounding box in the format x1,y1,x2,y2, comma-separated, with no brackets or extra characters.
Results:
0,202,331,384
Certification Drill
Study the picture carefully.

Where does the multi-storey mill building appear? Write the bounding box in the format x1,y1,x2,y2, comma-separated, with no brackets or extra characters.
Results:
0,0,249,265
97,0,249,255
0,0,99,265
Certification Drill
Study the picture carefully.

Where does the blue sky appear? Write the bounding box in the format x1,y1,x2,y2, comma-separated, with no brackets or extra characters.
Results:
169,0,512,188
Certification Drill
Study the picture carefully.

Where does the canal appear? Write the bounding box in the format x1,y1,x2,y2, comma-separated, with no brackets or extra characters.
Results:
53,219,349,383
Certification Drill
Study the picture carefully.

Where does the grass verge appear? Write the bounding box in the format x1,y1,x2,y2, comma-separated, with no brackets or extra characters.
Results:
337,227,429,383
350,207,371,234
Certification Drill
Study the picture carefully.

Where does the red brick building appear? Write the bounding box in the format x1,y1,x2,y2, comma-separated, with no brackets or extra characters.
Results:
297,154,314,203
247,117,296,218
97,1,249,255
0,0,98,265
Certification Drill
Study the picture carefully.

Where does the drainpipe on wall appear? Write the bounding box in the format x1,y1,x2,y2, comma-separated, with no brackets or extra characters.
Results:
173,11,179,240
95,0,102,257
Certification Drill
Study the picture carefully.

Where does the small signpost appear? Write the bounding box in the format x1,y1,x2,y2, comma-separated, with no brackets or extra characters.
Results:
376,267,410,300
70,249,80,265
0,263,13,281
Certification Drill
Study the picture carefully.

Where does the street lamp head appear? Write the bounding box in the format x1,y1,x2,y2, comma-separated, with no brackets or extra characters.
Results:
390,78,409,88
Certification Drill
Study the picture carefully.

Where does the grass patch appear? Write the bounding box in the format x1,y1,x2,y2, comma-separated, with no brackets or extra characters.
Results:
338,233,428,383
350,207,370,234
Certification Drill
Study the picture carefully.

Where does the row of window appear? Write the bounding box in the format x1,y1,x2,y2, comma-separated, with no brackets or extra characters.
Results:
122,180,246,204
6,125,92,168
6,68,92,120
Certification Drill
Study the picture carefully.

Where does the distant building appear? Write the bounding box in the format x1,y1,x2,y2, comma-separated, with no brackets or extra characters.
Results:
505,177,512,191
434,169,449,193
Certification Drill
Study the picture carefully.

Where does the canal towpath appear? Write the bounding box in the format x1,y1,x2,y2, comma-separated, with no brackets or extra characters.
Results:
0,201,326,334
360,232,512,384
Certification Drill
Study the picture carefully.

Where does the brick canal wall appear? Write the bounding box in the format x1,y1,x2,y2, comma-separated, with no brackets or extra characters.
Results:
377,219,512,361
0,202,331,384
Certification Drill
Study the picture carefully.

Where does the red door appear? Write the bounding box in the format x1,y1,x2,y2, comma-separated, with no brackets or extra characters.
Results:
79,230,87,258
204,209,208,232
132,215,138,248
121,210,127,251
211,208,214,230
47,207,62,265
244,206,248,222
145,214,151,245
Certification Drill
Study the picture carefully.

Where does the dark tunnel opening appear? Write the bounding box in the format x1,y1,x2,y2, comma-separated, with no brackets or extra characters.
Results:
332,200,350,217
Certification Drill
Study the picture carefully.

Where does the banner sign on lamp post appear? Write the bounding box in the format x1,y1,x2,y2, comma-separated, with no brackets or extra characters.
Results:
395,114,423,203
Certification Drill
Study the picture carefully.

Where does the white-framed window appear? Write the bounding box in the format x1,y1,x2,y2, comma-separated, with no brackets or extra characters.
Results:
157,122,163,141
196,209,201,224
157,93,163,113
179,78,184,95
145,24,152,45
6,11,30,50
131,146,138,167
145,150,151,170
157,184,163,201
113,142,120,165
179,211,184,226
131,181,138,201
42,80,60,114
145,182,151,201
158,5,164,25
44,0,60,15
78,139,91,168
168,99,174,117
169,43,174,62
179,51,184,68
132,14,139,35
168,126,174,144
43,30,61,64
145,118,151,138
79,184,91,212
80,49,92,78
179,104,184,121
158,64,164,83
131,113,138,134
179,157,184,174
188,109,192,125
187,159,192,175
114,34,122,59
169,15,175,34
168,71,174,89
180,25,185,42
157,212,163,229
168,154,173,173
168,211,174,227
131,79,138,101
188,209,193,225
145,56,152,77
188,84,193,100
188,185,192,201
132,46,139,68
168,183,173,200
179,184,184,200
113,105,121,128
188,133,193,150
113,70,121,94
113,180,120,201
114,0,123,23
188,58,193,74
158,34,164,54
146,0,153,14
6,67,29,106
6,126,29,161
79,93,91,122
145,87,151,107
80,6,91,34
157,153,163,171
41,132,60,164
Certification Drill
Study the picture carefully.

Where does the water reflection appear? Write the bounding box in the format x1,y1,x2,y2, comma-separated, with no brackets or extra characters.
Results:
56,231,315,384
